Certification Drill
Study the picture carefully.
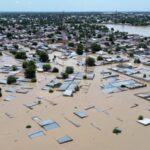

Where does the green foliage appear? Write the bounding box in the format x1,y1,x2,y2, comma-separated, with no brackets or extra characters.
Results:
138,115,144,120
12,65,18,71
14,44,19,50
37,51,49,62
23,61,36,79
15,52,27,59
97,34,102,38
86,57,95,66
138,43,147,49
75,86,80,92
26,125,32,129
65,66,74,74
62,72,69,79
7,33,13,39
31,78,37,83
7,76,17,84
68,42,75,47
38,101,42,105
43,64,51,71
22,60,36,69
25,67,36,79
129,52,134,58
134,58,141,64
0,52,3,56
143,74,146,78
113,128,122,135
97,56,103,61
109,34,115,42
115,46,121,52
83,75,87,80
76,44,84,55
91,43,101,53
49,89,54,93
22,61,28,69
120,85,126,88
52,67,59,73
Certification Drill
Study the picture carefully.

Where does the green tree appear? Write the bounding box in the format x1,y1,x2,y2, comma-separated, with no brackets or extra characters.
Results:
86,57,95,66
97,56,103,61
134,58,141,64
91,43,101,53
23,61,36,79
15,52,27,59
43,64,51,71
12,65,18,71
68,42,75,47
7,76,17,84
62,72,69,79
76,44,84,55
25,66,36,79
52,67,59,73
22,60,36,69
138,115,143,120
7,33,13,39
37,51,49,62
113,128,122,135
65,66,74,74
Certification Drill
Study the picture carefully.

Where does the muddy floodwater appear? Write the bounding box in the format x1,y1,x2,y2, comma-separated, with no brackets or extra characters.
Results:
0,52,150,150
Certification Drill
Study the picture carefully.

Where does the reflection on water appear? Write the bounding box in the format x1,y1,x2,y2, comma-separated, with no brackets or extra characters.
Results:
105,24,150,37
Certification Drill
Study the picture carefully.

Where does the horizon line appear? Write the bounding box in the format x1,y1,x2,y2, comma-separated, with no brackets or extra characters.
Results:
0,11,150,13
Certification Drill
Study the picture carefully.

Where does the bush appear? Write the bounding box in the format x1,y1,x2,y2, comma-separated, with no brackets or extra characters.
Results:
49,89,54,93
138,43,147,49
120,85,126,88
97,56,103,61
23,61,36,79
7,32,13,39
113,128,122,135
91,43,101,53
83,75,87,79
37,51,49,62
76,44,84,55
38,101,42,105
7,76,17,84
0,52,2,56
15,52,27,59
65,66,74,74
75,86,80,92
138,115,144,120
22,61,28,69
129,52,134,58
43,64,51,71
68,42,75,47
143,74,146,78
26,125,32,129
25,67,36,79
14,44,19,50
86,57,95,66
52,67,59,73
31,78,37,83
134,58,141,64
22,60,36,69
116,46,121,52
12,65,18,71
62,72,68,79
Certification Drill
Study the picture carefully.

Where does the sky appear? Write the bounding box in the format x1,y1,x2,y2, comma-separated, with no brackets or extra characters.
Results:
0,0,150,12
